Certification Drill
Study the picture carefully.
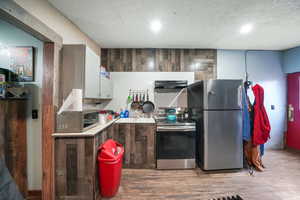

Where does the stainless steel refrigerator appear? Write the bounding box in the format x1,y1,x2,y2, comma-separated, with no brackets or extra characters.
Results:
187,79,243,170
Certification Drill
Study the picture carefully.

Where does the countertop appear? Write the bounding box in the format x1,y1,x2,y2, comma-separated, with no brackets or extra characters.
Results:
53,117,156,138
116,118,156,124
52,118,119,138
0,97,27,100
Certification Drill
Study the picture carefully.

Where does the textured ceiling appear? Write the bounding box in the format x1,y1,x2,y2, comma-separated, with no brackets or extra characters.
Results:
48,0,300,50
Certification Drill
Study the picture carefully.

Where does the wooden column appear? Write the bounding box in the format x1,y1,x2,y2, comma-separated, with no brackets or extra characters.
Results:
42,43,55,200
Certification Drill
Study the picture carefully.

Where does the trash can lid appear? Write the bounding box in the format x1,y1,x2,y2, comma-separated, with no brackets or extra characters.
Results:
98,139,124,161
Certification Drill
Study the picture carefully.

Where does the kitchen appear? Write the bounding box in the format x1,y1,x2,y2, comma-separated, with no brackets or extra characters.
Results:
0,1,299,200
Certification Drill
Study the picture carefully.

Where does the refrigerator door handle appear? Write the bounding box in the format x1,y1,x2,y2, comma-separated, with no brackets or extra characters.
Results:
238,86,242,108
208,90,215,95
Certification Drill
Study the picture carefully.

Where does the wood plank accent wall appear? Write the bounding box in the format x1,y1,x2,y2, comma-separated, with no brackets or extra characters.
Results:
0,99,27,197
101,48,217,79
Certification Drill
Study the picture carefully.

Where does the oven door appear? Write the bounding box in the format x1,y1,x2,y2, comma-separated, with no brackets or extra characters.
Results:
156,126,196,169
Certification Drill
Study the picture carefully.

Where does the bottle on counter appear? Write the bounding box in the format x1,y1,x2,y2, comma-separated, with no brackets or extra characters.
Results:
124,109,129,118
120,109,125,118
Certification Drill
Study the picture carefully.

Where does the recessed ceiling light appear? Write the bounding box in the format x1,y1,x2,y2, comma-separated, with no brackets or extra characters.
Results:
240,23,253,34
150,20,162,33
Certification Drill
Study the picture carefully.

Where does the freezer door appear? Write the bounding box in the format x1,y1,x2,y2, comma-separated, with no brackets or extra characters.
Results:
204,79,242,110
203,110,243,170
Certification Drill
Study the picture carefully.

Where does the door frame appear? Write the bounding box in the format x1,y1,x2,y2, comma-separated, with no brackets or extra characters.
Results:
0,1,63,199
287,72,300,150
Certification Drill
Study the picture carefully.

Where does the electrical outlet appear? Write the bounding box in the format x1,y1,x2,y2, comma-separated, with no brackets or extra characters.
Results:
32,109,38,119
271,105,275,110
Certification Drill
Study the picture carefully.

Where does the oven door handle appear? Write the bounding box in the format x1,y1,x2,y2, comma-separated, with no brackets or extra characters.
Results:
157,127,196,132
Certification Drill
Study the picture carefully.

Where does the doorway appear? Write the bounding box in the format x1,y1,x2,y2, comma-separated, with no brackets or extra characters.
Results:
0,1,62,199
287,72,300,150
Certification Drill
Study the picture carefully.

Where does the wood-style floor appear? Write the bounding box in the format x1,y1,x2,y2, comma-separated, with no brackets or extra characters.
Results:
111,150,300,200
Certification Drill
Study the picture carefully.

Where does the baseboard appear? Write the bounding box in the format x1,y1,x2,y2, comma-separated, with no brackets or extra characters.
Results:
27,190,42,199
285,146,300,153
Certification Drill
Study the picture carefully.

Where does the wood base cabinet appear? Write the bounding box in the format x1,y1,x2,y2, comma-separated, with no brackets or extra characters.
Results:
114,123,156,169
54,122,156,199
54,129,108,200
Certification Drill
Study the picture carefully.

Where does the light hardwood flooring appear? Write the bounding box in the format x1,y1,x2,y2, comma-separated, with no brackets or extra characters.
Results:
112,150,300,200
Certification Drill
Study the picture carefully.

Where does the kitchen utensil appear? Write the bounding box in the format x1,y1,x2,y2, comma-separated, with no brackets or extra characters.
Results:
142,89,155,113
142,92,145,102
139,92,143,103
139,91,144,109
166,108,177,121
131,91,140,110
127,89,133,104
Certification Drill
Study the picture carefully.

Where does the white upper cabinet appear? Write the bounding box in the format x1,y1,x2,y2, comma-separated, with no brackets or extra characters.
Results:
84,47,100,98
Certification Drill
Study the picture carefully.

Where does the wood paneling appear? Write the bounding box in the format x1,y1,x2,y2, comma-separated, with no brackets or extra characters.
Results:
101,48,217,79
42,43,55,200
55,137,96,200
0,99,27,197
54,125,111,200
94,129,108,200
114,123,156,169
27,190,42,200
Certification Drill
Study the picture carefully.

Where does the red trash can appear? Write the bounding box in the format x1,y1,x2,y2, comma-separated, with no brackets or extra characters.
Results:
98,139,124,198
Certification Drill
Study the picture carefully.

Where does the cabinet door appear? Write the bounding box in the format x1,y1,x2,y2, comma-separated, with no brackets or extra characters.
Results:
135,124,156,169
85,47,100,98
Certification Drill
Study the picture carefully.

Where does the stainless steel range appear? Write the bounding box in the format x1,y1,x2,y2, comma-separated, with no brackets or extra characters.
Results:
156,118,196,169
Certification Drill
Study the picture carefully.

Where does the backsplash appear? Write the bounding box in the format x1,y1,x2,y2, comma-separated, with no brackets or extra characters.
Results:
104,72,194,111
154,88,188,108
101,48,217,80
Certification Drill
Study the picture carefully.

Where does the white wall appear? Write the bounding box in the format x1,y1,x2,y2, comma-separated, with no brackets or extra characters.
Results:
14,0,100,55
105,72,194,111
0,19,43,190
217,50,287,149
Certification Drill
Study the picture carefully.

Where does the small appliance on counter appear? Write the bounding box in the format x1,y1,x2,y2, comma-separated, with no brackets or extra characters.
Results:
56,110,99,133
188,79,243,171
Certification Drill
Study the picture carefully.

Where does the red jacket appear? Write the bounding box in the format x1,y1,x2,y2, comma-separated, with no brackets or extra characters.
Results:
252,84,271,145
